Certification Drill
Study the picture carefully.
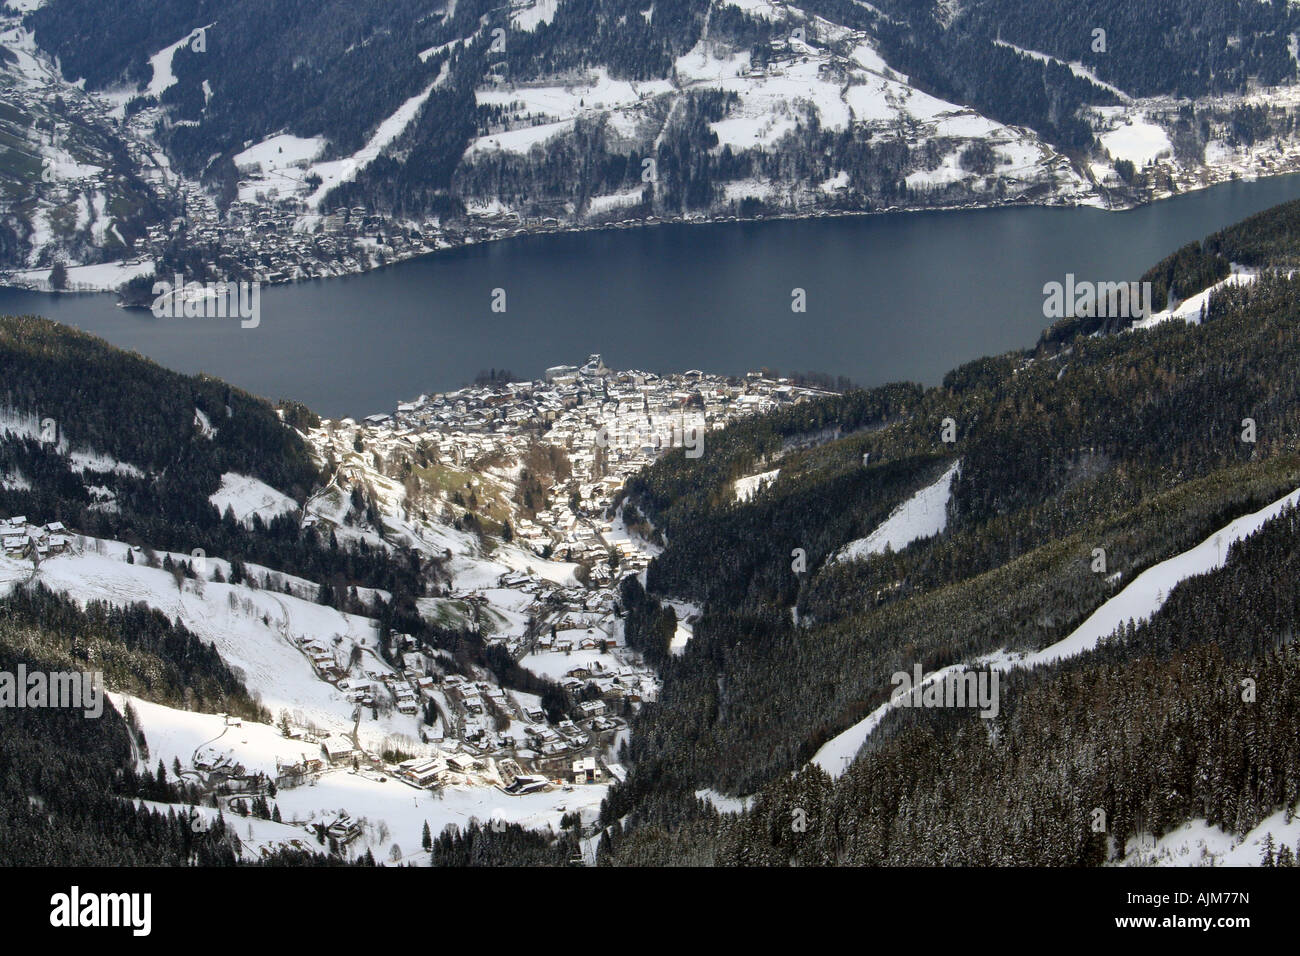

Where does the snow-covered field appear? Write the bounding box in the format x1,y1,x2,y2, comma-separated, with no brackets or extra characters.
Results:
0,537,417,748
274,770,605,862
12,259,157,292
210,472,300,527
1101,118,1173,167
113,692,322,779
114,692,607,861
520,646,617,681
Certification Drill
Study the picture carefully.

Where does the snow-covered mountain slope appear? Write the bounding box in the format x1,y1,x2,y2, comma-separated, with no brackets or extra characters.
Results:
1116,804,1300,867
0,12,167,282
13,0,1300,282
115,692,607,864
812,482,1300,780
0,535,412,748
833,460,959,562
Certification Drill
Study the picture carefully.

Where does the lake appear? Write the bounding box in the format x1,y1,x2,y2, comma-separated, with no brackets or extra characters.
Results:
5,174,1300,418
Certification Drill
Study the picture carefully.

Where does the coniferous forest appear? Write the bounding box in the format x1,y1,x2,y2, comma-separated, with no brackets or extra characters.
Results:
592,197,1300,864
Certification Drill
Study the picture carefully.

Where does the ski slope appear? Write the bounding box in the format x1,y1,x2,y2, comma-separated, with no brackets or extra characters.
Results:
813,483,1300,778
834,460,959,563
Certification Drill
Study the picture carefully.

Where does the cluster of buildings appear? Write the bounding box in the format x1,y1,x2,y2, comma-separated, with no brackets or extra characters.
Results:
283,358,837,792
134,190,481,285
355,355,834,563
1,517,70,561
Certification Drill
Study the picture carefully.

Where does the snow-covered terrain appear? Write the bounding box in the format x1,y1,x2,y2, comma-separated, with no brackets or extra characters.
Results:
1100,118,1173,167
458,17,1079,212
812,483,1300,784
1116,804,1300,867
1132,267,1257,330
0,537,416,749
113,692,607,862
733,468,780,502
834,461,959,562
11,259,157,292
300,69,448,208
210,472,300,527
511,0,560,33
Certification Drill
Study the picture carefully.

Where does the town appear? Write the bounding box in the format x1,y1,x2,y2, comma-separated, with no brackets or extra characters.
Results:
0,354,839,861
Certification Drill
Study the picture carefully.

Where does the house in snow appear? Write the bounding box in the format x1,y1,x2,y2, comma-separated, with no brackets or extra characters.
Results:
445,752,478,774
326,812,362,845
399,755,447,787
321,736,357,765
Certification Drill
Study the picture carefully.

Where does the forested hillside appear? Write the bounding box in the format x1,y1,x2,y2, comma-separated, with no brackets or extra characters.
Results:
0,584,353,865
0,316,430,604
595,197,1300,864
613,502,1300,864
955,0,1299,99
20,0,1296,234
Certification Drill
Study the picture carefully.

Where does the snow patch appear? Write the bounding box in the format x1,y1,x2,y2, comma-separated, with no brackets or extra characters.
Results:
835,461,958,563
1101,118,1172,167
210,473,299,526
733,468,779,502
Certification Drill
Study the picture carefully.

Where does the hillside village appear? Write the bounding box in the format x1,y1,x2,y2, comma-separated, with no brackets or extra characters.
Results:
341,352,835,582
0,353,838,861
12,1,1300,293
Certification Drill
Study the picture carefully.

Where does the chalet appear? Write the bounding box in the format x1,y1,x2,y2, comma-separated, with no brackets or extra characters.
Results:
445,752,478,774
326,813,362,845
274,756,324,789
572,756,602,784
399,755,447,787
321,736,357,765
505,774,550,795
578,700,606,719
